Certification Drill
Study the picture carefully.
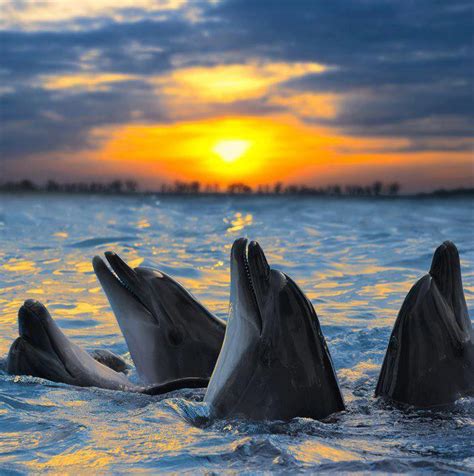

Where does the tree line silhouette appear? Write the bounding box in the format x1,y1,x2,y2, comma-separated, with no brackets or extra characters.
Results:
1,179,472,197
0,179,403,196
0,179,138,194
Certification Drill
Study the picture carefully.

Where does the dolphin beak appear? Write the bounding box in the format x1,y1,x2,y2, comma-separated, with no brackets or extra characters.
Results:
248,240,271,281
247,240,271,309
230,238,264,333
429,241,461,285
105,252,137,284
18,299,51,344
93,253,141,303
428,240,470,334
93,253,155,319
17,300,65,361
92,255,121,292
428,240,462,305
104,251,159,314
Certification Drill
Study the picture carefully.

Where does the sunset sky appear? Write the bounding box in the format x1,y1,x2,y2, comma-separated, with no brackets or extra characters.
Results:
1,0,473,192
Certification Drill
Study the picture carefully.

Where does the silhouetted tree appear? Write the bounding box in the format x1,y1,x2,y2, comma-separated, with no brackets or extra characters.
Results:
19,179,36,191
273,182,283,194
46,180,59,192
190,181,200,194
108,180,123,193
0,178,412,197
227,183,252,194
125,180,138,193
372,181,383,196
388,182,400,195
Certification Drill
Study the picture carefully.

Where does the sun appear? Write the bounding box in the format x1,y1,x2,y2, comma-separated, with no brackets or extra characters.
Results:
212,139,251,163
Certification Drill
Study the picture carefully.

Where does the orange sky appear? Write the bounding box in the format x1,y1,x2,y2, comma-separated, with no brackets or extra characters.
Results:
13,108,472,191
81,115,472,189
2,1,473,192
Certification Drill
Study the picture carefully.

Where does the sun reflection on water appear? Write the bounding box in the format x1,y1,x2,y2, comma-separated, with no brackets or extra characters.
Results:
288,440,358,464
4,259,37,273
33,448,116,471
225,212,253,233
0,195,472,472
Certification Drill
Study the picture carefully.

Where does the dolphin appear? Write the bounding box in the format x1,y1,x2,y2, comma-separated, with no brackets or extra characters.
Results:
204,238,345,421
89,349,129,374
7,299,139,391
92,252,225,385
7,299,210,395
375,241,474,407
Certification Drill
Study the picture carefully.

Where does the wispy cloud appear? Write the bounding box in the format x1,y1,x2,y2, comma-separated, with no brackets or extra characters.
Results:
0,0,202,30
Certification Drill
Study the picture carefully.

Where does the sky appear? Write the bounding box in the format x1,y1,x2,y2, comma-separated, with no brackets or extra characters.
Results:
0,0,473,192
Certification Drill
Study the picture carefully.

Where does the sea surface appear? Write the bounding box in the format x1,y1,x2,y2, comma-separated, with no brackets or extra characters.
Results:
0,194,473,474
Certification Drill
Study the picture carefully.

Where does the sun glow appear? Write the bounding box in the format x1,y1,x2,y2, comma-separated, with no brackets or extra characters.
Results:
86,115,457,189
212,139,251,163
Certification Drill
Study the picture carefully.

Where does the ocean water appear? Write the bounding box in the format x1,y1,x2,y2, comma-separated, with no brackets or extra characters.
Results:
0,194,472,474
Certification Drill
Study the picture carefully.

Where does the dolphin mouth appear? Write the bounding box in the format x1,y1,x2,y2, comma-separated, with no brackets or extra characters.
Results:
92,253,153,314
19,300,55,346
232,238,271,332
429,240,461,284
242,239,260,303
17,300,72,376
428,240,471,337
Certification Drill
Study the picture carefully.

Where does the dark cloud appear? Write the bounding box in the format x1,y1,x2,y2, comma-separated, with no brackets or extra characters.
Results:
210,0,473,139
0,80,164,159
305,81,474,141
0,0,472,163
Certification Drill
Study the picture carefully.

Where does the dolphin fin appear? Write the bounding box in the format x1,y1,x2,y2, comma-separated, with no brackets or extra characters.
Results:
140,377,210,395
90,349,129,374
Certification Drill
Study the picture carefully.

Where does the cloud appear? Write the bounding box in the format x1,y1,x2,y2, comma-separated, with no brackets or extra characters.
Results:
0,81,164,160
157,61,327,103
0,0,472,189
0,0,207,30
41,73,140,91
268,92,341,120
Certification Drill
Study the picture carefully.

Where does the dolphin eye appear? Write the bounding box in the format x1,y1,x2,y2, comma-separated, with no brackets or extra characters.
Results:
168,328,184,346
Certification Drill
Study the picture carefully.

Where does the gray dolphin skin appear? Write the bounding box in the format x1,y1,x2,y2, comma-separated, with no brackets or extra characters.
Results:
7,299,211,395
375,241,474,407
7,299,138,391
92,252,226,385
89,349,129,374
204,238,345,421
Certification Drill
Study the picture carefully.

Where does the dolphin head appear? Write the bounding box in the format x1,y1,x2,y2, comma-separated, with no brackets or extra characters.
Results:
7,300,75,383
429,240,471,333
375,240,473,407
229,237,314,339
205,238,344,420
94,252,187,342
92,252,225,384
7,300,142,391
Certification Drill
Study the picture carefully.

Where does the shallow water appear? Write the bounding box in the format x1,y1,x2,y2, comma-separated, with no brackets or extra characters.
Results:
0,194,473,473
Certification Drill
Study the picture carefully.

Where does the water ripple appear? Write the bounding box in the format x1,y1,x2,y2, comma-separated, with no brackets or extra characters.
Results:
0,195,472,472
